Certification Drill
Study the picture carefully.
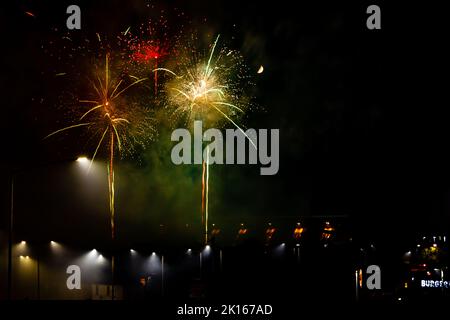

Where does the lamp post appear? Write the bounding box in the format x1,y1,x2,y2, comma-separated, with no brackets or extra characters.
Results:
7,176,14,300
37,249,40,300
199,252,202,279
161,255,164,297
7,156,86,300
17,254,40,299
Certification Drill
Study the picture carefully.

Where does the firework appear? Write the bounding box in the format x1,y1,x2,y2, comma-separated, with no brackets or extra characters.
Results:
131,43,168,96
45,53,154,241
201,146,210,245
155,35,256,148
157,35,256,244
118,18,179,97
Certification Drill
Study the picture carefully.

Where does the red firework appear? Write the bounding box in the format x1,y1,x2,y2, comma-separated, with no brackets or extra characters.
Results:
130,41,169,96
118,13,186,97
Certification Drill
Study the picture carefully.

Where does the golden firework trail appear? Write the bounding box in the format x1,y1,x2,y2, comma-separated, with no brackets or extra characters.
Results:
201,146,210,245
45,53,148,241
156,35,255,244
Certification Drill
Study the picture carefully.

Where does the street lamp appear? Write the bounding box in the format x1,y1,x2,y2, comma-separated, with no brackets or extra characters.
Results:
17,254,40,299
76,156,89,164
7,156,86,300
161,255,165,297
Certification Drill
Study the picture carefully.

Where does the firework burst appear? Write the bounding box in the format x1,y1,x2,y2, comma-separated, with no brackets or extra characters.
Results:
118,17,183,96
156,35,256,148
45,53,155,240
157,35,256,244
131,42,168,96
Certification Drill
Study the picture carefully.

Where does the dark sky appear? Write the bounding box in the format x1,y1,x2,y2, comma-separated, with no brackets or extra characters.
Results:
1,1,449,245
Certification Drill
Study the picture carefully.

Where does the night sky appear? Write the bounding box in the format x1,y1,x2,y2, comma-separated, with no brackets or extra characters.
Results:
1,1,449,246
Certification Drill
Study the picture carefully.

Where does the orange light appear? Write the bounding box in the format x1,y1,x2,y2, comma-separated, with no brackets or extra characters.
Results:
358,269,363,288
294,227,304,240
266,227,276,241
238,228,248,235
